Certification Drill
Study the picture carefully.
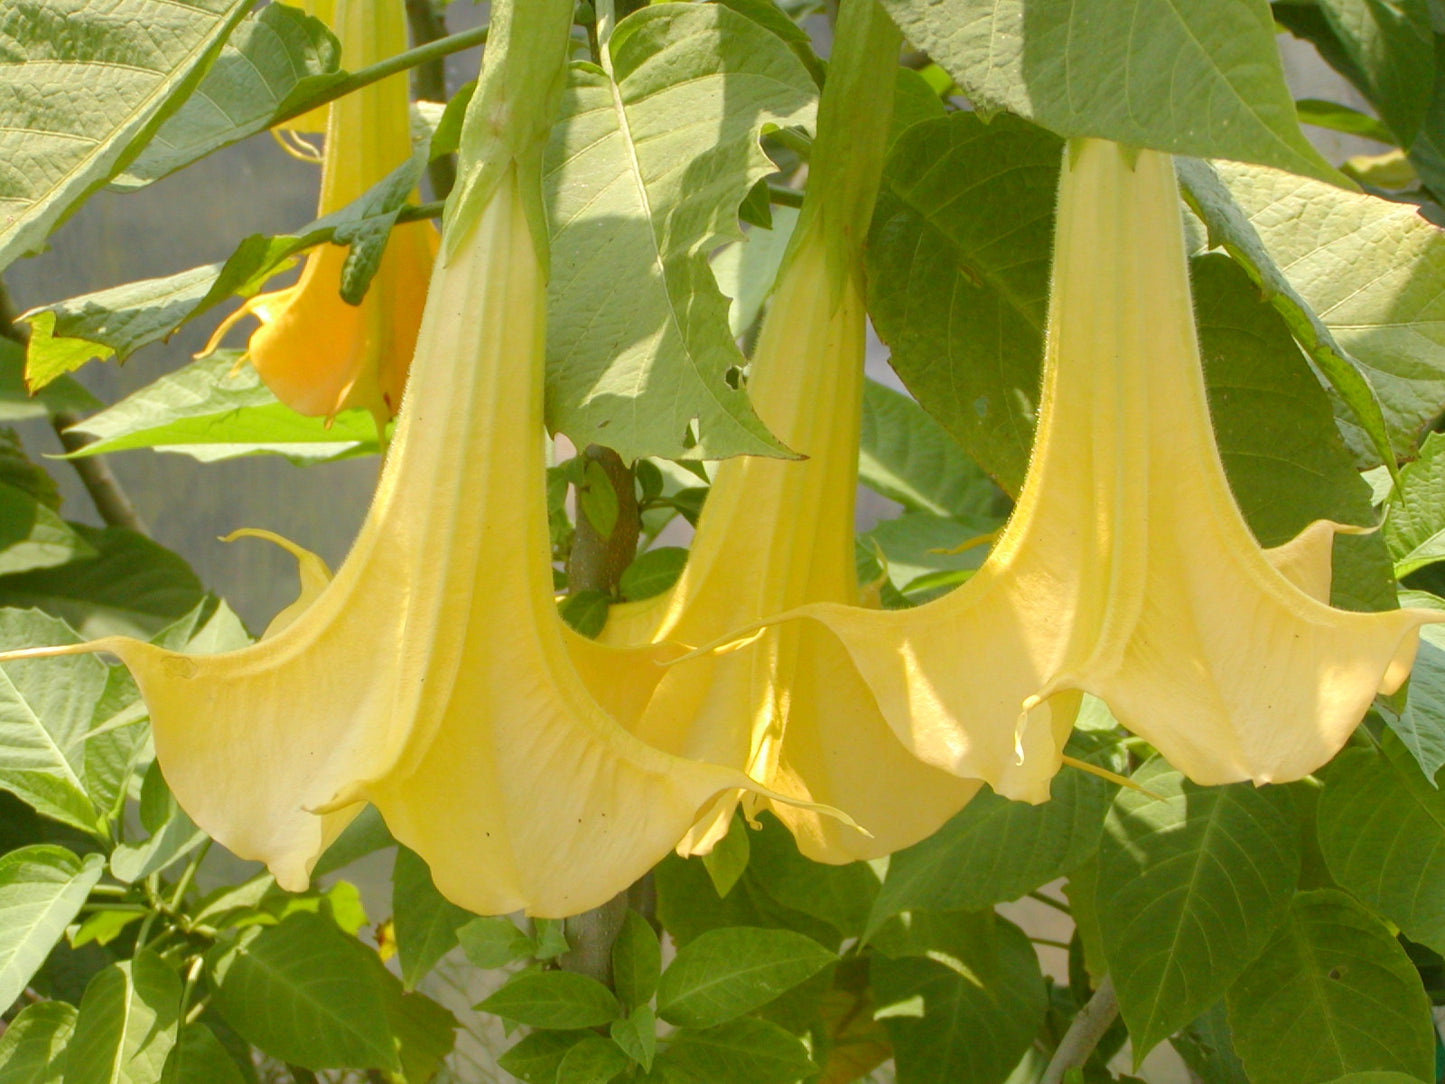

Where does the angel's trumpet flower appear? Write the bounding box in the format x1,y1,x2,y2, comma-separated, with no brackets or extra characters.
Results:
0,0,817,918
741,138,1442,796
205,0,437,432
583,0,983,863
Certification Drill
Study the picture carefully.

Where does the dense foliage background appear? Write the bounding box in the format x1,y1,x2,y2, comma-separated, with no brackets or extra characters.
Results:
4,0,1445,1082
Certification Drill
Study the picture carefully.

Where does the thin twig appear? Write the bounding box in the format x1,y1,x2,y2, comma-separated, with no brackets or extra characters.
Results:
1040,974,1119,1084
1028,889,1072,915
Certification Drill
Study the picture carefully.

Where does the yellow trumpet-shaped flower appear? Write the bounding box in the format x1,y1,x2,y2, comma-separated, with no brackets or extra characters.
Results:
207,0,437,432
576,0,983,864
0,0,843,916
3,168,806,918
588,223,983,862
749,138,1442,796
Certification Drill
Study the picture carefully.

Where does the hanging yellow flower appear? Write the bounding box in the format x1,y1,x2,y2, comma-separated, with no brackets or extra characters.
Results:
736,138,1441,797
581,0,983,864
0,0,845,918
206,0,437,433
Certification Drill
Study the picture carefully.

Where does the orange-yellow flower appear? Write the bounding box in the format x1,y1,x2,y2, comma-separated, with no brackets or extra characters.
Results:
207,0,437,432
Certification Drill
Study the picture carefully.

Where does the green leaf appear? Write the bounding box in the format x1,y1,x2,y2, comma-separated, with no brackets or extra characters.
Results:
875,0,1337,181
1312,0,1435,145
1098,758,1299,1060
559,590,611,639
742,813,880,941
1317,1075,1437,1084
700,815,750,898
655,927,834,1028
0,0,253,272
578,459,621,540
61,354,378,464
610,1004,656,1072
477,970,621,1030
392,846,471,990
618,547,688,603
860,512,998,602
658,1017,816,1084
0,527,205,640
1226,889,1434,1084
309,803,393,879
116,3,343,188
1386,433,1445,576
0,610,113,833
555,1036,630,1084
611,910,661,1011
1172,1001,1250,1084
497,1031,591,1084
0,1000,76,1084
1297,99,1399,145
206,913,398,1072
108,762,206,884
1318,733,1445,955
1380,598,1445,780
858,379,1001,519
380,985,456,1084
712,205,798,338
0,846,103,1014
0,483,93,578
161,1023,246,1084
544,3,816,460
64,952,182,1084
456,915,535,970
1208,157,1445,462
1178,157,1397,474
653,849,839,950
868,742,1115,937
871,910,1046,1084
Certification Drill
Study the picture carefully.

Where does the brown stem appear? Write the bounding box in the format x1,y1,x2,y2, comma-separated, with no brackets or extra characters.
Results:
404,0,457,200
559,444,641,983
1040,974,1119,1084
0,282,143,532
565,445,639,595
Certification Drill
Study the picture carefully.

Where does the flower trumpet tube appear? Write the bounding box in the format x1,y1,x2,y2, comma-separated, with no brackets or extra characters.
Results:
0,0,824,917
206,0,437,432
735,138,1442,796
585,0,983,863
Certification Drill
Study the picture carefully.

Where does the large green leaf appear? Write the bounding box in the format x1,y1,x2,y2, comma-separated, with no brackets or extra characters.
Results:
876,0,1337,181
0,1000,76,1084
1211,158,1445,461
1315,0,1435,146
206,913,398,1072
657,1017,816,1084
543,2,815,461
872,910,1045,1084
1226,889,1434,1084
866,730,1117,936
0,527,205,640
858,380,1001,518
1097,758,1299,1059
392,846,470,991
0,0,252,271
610,910,661,1012
0,483,93,577
1381,593,1445,780
0,340,98,423
741,813,881,941
1318,733,1445,955
0,610,115,833
64,952,182,1084
0,845,104,1014
116,3,342,188
655,927,834,1028
109,762,206,885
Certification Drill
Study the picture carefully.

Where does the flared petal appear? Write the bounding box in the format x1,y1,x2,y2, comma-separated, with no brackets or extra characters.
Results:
214,0,437,429
777,140,1440,795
